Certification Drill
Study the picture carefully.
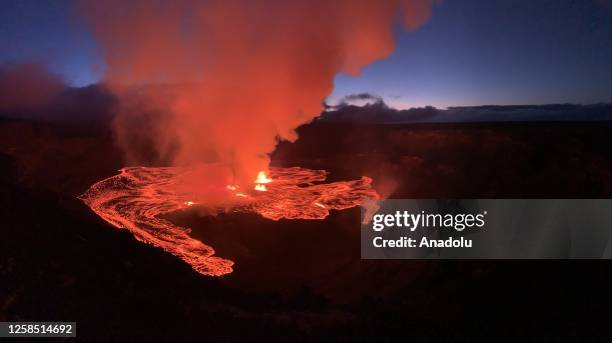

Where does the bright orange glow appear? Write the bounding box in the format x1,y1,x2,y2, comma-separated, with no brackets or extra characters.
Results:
79,166,378,276
254,170,272,191
255,171,272,184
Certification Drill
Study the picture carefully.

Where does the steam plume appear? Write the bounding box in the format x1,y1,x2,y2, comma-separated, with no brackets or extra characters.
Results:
80,0,435,186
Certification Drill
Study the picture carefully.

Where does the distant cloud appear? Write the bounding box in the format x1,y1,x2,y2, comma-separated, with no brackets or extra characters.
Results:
342,93,383,102
329,92,385,109
0,62,115,123
0,62,66,112
319,103,612,124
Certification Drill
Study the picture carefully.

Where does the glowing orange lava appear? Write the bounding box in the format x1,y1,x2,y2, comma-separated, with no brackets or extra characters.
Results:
79,166,378,276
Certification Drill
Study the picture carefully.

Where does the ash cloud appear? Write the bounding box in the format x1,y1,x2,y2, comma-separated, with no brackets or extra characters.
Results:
79,0,436,186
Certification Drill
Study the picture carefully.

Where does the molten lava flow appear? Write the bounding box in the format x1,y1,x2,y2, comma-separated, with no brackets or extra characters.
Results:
246,167,379,221
80,166,378,276
78,167,234,276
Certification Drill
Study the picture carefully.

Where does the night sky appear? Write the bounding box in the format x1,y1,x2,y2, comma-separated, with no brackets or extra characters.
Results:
1,0,611,108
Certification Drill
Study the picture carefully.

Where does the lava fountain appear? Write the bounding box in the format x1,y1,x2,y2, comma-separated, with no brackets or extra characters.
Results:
79,166,378,276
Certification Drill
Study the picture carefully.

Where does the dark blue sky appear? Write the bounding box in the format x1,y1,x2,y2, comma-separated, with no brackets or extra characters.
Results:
1,0,611,108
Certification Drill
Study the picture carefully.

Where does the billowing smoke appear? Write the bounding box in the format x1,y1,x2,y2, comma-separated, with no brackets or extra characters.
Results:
80,0,435,186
